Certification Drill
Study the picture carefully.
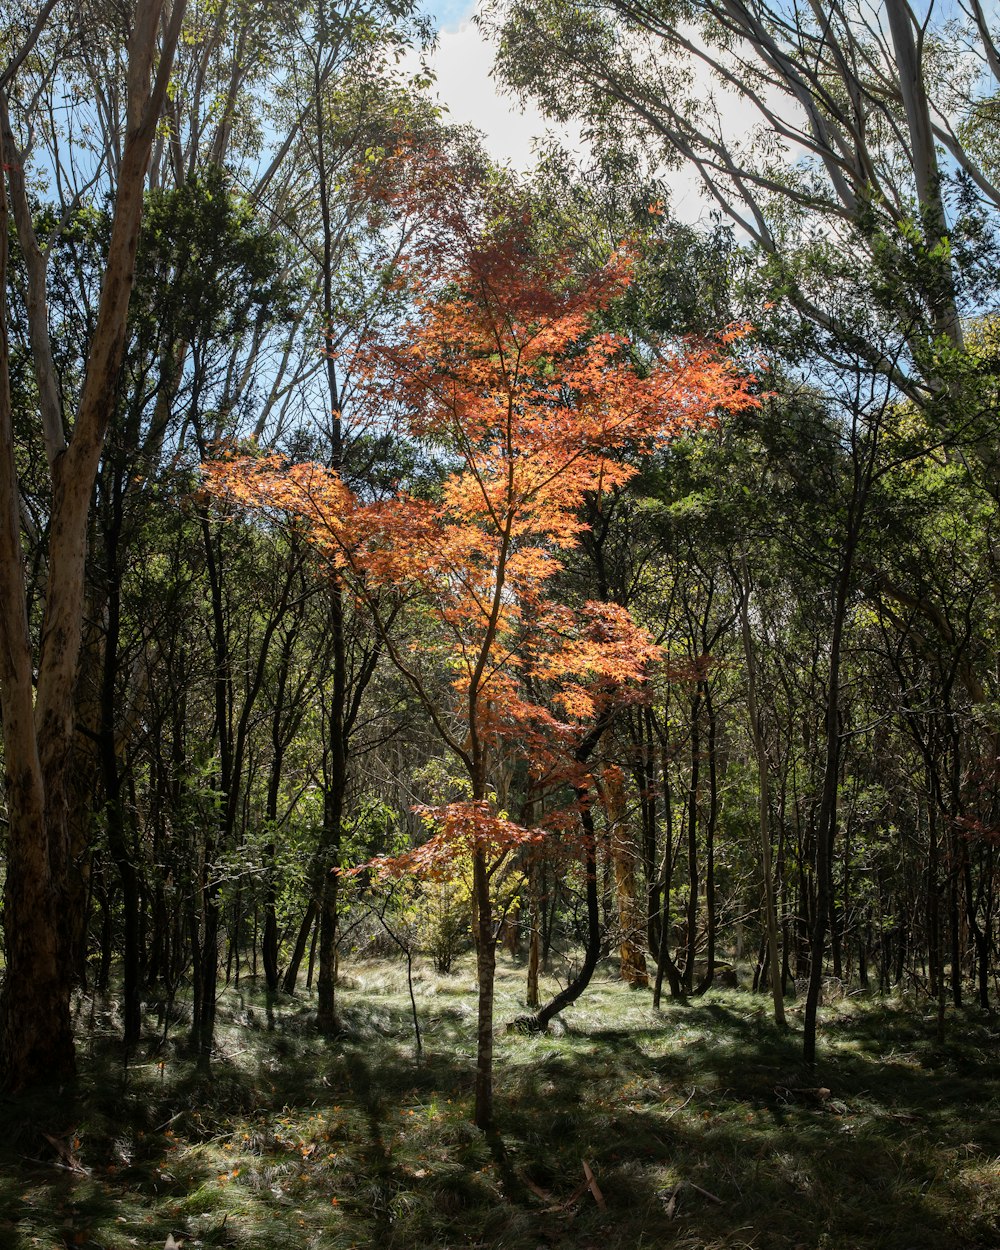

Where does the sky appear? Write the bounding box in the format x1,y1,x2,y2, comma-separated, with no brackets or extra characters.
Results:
411,0,745,227
414,0,581,172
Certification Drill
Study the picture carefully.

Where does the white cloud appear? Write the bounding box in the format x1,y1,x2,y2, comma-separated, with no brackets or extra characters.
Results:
416,5,583,172
414,4,800,230
413,8,726,225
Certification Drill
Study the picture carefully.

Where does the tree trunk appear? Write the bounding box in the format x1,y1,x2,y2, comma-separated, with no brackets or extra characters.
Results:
695,680,718,995
0,0,186,1091
608,774,648,987
530,793,602,1029
737,562,786,1028
803,567,853,1064
283,901,317,994
317,584,347,1035
473,844,496,1130
653,744,684,1005
683,689,701,992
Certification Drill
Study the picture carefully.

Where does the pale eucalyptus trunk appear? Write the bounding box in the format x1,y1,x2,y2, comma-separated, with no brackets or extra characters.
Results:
0,0,186,1090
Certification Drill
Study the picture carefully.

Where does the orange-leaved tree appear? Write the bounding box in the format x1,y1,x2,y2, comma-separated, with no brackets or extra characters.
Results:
207,182,755,1128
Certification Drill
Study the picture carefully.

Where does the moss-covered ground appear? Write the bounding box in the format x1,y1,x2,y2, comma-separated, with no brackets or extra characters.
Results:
1,955,999,1249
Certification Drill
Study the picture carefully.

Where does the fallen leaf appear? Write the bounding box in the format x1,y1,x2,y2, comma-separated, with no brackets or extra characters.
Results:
582,1159,606,1210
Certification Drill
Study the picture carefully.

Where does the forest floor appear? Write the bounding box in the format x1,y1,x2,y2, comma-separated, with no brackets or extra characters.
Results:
1,954,999,1250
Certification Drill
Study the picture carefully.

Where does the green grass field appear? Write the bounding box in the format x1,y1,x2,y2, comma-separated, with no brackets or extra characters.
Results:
2,955,999,1249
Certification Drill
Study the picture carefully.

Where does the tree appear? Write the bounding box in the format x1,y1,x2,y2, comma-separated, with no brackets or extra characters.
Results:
0,0,186,1091
2,0,437,1063
488,0,994,394
208,167,754,1125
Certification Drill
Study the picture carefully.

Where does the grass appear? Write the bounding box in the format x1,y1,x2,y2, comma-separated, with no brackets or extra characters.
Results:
1,954,999,1249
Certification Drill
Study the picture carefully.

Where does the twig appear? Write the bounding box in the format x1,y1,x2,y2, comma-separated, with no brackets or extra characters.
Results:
154,1111,185,1133
663,1087,697,1121
688,1180,724,1204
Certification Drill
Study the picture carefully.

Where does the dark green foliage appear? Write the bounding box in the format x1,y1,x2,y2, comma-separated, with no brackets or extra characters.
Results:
134,167,298,354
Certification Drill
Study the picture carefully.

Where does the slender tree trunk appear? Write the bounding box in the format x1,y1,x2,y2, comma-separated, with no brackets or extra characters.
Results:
927,797,941,999
683,690,701,992
531,793,602,1029
737,562,786,1028
316,584,347,1034
653,745,683,1004
262,653,290,994
638,707,661,957
473,844,496,1129
965,858,990,1010
525,857,541,1008
283,901,317,994
262,871,280,993
695,680,718,994
804,560,855,1064
316,777,344,1034
524,719,611,1028
307,919,319,989
193,889,221,1068
313,35,348,1029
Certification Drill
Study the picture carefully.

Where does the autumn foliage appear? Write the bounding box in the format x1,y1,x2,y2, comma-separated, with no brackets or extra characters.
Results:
207,174,756,870
205,162,756,1126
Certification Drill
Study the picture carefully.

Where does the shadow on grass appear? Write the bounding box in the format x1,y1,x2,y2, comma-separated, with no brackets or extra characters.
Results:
0,969,997,1249
497,990,1000,1249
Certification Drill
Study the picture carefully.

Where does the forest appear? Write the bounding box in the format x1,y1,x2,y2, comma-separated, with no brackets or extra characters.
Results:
1,0,1000,1246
